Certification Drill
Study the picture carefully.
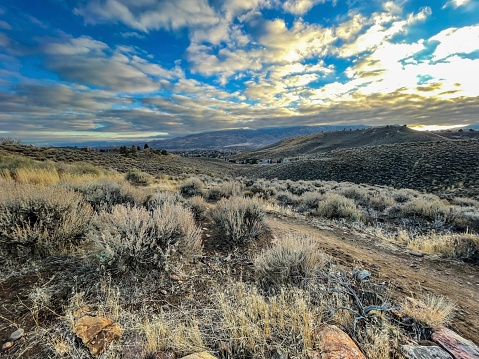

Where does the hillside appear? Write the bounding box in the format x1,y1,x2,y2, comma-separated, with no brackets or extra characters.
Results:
239,126,451,160
148,125,367,150
246,139,479,198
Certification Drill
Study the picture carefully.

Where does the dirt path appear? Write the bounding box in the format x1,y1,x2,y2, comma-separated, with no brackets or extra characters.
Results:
266,215,479,344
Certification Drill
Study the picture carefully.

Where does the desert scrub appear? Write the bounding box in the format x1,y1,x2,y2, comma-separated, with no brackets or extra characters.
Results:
210,196,265,247
314,193,364,221
179,177,204,198
71,178,144,211
125,169,154,186
254,234,326,289
204,181,242,202
91,203,201,273
399,195,451,222
188,196,209,221
0,180,92,256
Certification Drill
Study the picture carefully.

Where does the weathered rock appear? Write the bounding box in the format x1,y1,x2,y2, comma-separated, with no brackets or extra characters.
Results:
352,269,371,281
2,342,14,351
9,328,24,341
402,345,453,359
73,315,122,356
432,327,479,359
310,325,366,359
179,352,218,359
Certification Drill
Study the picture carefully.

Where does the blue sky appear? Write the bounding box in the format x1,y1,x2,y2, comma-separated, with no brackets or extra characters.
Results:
1,0,479,145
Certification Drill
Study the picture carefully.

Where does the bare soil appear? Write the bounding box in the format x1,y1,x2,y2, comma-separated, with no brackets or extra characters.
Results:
266,215,479,344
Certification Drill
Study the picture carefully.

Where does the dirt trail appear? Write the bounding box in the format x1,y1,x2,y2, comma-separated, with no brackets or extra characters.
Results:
267,215,479,344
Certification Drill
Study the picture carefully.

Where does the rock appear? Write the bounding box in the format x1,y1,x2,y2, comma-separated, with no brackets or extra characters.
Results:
9,328,24,341
73,315,122,356
352,269,371,281
179,352,218,359
402,345,453,359
310,324,366,359
409,250,425,257
432,326,479,359
2,342,14,350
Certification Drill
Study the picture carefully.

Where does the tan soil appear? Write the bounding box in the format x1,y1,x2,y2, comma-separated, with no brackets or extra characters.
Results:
266,215,479,344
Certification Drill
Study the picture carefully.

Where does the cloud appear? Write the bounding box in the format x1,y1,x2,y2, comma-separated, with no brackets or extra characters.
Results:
430,25,479,61
443,0,470,9
75,0,219,32
0,20,12,30
282,0,331,15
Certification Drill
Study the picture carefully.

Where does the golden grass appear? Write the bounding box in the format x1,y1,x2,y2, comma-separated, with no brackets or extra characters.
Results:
407,232,479,260
401,294,455,328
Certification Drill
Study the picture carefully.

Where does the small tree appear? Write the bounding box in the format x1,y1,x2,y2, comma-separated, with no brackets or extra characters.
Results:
144,143,149,149
131,144,137,156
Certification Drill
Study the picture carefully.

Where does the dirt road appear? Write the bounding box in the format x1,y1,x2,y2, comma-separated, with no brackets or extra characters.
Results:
267,215,479,344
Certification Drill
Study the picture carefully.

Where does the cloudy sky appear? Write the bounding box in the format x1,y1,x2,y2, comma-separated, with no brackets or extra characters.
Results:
1,0,478,145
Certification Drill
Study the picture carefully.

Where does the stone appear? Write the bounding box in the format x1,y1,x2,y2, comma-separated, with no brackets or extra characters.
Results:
2,342,14,350
179,352,218,359
432,326,479,359
402,345,453,359
352,269,371,281
9,328,24,341
310,324,366,359
73,315,122,356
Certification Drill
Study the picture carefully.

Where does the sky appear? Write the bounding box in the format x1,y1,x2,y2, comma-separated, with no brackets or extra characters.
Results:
1,0,479,145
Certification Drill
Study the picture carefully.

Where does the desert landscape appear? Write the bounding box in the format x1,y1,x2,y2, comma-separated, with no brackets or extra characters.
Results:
1,128,478,358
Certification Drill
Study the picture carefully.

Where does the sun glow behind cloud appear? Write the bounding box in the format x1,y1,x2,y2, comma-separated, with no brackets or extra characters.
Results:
0,0,478,144
410,124,469,131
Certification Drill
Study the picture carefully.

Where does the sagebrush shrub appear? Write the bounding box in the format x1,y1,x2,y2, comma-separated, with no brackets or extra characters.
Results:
71,178,143,211
204,182,242,202
255,234,325,288
0,181,92,256
91,203,201,273
314,193,364,221
210,196,265,247
179,178,204,198
125,169,154,186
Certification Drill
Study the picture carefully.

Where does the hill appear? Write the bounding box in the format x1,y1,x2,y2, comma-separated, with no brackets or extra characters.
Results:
246,139,479,198
148,125,367,150
238,126,451,160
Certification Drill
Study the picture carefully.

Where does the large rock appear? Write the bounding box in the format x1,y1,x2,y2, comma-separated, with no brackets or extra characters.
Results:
179,352,218,359
402,345,453,359
73,315,122,356
309,325,366,359
432,327,479,359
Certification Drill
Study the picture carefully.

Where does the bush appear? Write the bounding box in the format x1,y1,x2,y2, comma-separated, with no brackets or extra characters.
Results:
0,181,92,256
188,196,208,221
400,196,450,222
401,294,455,329
179,178,204,198
204,182,242,202
210,197,265,247
71,178,143,211
91,203,201,273
125,169,154,186
255,234,325,289
314,193,364,221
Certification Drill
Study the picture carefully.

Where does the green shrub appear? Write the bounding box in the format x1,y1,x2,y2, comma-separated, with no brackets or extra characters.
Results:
255,234,325,289
0,181,92,256
179,178,204,198
314,193,364,221
91,203,202,273
210,197,265,247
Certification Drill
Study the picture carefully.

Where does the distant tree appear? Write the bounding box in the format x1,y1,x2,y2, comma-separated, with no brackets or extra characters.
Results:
458,129,464,133
144,143,149,149
469,129,475,132
160,149,168,155
131,144,137,156
119,145,128,156
137,145,141,151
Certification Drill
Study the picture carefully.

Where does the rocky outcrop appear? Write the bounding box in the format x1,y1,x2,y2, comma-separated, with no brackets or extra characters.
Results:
309,324,366,359
432,327,479,359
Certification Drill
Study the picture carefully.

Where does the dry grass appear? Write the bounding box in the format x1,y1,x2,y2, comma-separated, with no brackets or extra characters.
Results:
407,233,479,262
401,294,455,329
315,193,364,222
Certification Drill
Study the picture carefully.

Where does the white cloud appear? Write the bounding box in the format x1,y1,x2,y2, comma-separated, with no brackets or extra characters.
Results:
443,0,471,9
430,25,479,61
0,20,12,30
282,0,330,15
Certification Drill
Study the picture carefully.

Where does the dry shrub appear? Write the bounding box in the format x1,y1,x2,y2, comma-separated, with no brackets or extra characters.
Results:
315,193,364,221
275,191,301,206
300,191,323,209
210,196,265,247
401,294,455,329
400,196,451,221
188,196,209,221
91,203,201,273
14,167,61,186
125,169,154,186
179,177,204,198
355,320,401,359
0,180,92,256
204,181,242,202
71,178,145,211
255,234,326,288
214,281,323,357
407,233,479,263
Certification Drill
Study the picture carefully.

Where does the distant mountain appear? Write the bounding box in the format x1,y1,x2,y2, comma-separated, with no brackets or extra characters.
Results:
239,125,453,160
148,125,368,150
